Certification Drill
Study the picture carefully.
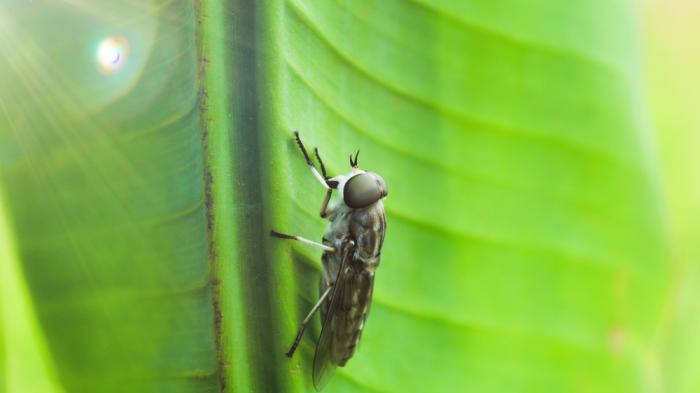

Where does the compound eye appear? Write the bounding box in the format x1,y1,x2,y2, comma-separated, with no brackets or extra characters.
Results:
344,173,381,209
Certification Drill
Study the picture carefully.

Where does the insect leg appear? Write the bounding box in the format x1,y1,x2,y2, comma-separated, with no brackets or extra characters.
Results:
314,147,328,179
319,189,333,218
286,285,333,357
270,230,335,252
294,131,331,189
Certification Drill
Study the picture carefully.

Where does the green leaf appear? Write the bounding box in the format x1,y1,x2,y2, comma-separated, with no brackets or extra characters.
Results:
0,1,218,392
643,1,700,392
0,186,63,393
0,0,670,392
277,0,669,391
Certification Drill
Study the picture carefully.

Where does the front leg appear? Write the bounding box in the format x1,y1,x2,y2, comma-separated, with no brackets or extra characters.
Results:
319,189,333,218
294,131,335,189
294,132,339,217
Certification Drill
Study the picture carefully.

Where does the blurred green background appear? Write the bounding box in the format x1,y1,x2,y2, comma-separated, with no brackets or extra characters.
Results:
0,0,698,392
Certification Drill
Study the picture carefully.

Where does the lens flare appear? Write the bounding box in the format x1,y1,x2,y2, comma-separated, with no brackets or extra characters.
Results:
97,36,128,75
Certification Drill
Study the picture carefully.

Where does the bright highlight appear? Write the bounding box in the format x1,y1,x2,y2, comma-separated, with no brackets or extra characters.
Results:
97,36,128,75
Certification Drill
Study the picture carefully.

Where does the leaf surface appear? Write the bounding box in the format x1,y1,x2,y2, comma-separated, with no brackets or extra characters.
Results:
0,1,669,393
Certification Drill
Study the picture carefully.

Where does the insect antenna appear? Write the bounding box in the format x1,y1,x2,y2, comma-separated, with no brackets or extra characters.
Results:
350,150,360,168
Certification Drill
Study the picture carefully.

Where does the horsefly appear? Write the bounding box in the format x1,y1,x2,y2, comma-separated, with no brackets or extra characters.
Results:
271,131,388,390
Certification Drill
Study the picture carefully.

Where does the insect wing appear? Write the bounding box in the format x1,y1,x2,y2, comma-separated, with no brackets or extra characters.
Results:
312,243,354,390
